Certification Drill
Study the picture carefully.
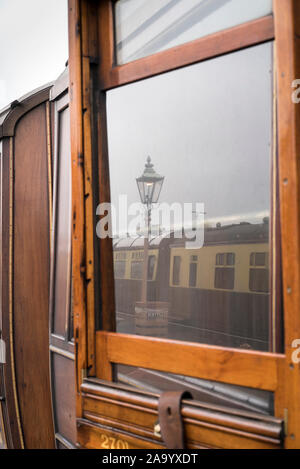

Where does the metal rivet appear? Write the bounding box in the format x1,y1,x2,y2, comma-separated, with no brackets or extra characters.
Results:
283,178,288,185
290,363,294,370
287,287,292,294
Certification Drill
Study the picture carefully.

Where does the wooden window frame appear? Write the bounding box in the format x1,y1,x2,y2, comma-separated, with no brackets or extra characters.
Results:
68,0,300,447
49,91,74,354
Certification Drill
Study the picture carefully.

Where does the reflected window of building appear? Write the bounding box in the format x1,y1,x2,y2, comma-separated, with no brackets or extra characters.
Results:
249,252,269,293
216,253,225,266
250,252,268,267
227,253,235,266
216,252,235,266
115,260,126,279
172,256,181,286
189,262,197,288
214,267,235,290
131,260,143,279
148,255,156,280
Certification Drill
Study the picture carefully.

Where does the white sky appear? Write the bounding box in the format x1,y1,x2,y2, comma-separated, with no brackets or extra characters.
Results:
0,0,68,109
107,42,273,234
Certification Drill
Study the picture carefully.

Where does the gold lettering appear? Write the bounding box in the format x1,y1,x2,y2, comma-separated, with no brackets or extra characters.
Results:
100,433,129,449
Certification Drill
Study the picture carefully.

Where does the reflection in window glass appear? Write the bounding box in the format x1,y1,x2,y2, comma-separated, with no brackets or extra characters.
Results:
106,43,275,351
117,364,274,416
251,252,268,266
53,107,72,338
227,253,235,266
172,256,181,286
115,0,273,64
216,253,224,266
215,267,235,290
115,260,126,278
148,255,156,280
249,269,269,293
131,260,143,279
189,262,197,287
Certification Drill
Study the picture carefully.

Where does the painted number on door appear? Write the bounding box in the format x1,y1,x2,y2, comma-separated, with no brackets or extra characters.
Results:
100,434,129,449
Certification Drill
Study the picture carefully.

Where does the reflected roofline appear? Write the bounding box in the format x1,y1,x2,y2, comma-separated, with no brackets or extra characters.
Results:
113,220,269,249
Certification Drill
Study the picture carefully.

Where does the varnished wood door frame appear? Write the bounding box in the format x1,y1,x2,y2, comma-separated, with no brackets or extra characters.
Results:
68,0,300,448
49,80,77,449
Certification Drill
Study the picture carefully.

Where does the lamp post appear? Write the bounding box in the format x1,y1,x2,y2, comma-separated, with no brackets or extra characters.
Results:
136,156,164,303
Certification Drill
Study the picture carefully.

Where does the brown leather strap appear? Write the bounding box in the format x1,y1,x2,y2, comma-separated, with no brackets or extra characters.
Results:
158,391,193,449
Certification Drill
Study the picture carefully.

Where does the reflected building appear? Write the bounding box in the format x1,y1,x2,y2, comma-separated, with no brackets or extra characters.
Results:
113,218,270,351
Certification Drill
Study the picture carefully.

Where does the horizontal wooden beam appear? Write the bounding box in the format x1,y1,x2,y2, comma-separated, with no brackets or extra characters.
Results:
96,331,284,391
100,15,274,90
78,378,283,449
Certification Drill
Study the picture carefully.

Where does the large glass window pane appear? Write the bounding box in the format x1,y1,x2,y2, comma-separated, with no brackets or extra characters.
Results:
115,0,273,64
104,42,275,352
53,107,72,338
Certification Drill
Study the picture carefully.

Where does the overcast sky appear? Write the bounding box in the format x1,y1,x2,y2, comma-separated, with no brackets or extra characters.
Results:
0,0,273,236
0,0,68,109
107,42,273,234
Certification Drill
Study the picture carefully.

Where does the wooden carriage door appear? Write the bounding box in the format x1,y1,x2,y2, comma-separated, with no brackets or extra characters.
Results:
68,0,300,449
49,72,77,449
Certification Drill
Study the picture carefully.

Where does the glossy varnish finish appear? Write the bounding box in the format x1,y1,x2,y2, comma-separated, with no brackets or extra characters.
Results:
100,15,275,90
13,103,54,448
0,139,15,448
68,0,88,410
77,378,283,450
68,0,300,449
273,0,300,448
0,138,21,448
49,78,76,449
96,332,284,391
0,87,55,448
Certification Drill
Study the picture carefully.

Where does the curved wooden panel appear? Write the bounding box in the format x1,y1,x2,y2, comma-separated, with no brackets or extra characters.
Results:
0,85,52,138
13,102,54,449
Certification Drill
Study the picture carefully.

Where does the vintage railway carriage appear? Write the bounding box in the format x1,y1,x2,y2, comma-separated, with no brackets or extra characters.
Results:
1,0,300,450
113,221,270,350
0,83,55,448
113,235,168,316
68,0,300,450
0,70,76,448
48,69,77,449
167,221,271,350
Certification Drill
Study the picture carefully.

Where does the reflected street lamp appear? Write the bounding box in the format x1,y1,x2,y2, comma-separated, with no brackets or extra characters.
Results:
136,156,164,208
136,156,164,303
